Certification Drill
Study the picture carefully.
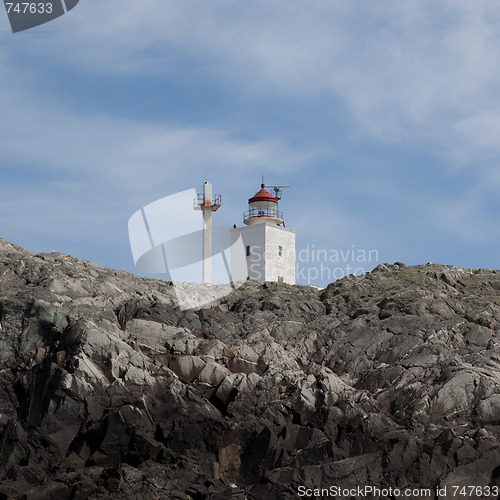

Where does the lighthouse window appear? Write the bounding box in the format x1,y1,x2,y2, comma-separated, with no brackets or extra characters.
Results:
278,246,283,257
246,245,250,257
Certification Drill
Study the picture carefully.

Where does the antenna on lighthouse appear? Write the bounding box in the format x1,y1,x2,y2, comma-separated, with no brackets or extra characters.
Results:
265,184,290,201
194,182,221,284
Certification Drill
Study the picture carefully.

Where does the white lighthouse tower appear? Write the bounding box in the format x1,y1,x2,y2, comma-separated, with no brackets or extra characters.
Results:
231,183,295,284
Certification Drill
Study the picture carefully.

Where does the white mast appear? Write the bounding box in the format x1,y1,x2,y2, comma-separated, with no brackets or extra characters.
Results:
195,182,221,284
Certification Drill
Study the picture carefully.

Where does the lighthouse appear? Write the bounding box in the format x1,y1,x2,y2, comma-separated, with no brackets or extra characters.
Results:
231,183,296,284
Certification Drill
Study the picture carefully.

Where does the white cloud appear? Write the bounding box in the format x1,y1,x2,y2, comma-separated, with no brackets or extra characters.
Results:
0,70,323,252
0,88,318,191
15,1,494,171
5,2,500,145
1,0,499,268
453,112,500,155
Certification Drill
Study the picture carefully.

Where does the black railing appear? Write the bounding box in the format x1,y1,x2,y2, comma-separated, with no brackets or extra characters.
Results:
194,193,221,209
244,207,283,220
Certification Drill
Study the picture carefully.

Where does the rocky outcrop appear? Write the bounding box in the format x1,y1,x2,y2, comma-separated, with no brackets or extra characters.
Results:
0,238,499,498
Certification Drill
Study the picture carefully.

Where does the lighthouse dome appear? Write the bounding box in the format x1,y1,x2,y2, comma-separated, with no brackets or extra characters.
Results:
248,184,277,204
244,183,283,226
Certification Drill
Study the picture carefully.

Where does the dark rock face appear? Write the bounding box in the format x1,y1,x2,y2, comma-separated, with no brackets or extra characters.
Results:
0,238,499,498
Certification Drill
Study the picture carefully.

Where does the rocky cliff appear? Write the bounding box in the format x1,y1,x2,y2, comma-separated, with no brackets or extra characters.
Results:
0,237,499,499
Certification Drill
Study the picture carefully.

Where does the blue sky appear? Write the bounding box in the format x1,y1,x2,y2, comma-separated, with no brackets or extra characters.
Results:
0,1,499,287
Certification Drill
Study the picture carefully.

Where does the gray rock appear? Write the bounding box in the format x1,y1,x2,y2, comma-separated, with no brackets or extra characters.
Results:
0,238,499,498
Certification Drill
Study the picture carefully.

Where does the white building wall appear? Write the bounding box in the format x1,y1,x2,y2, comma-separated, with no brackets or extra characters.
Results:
230,221,296,284
264,224,295,284
230,224,266,281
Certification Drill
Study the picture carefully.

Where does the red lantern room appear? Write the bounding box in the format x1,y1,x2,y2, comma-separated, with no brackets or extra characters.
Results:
243,183,284,226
